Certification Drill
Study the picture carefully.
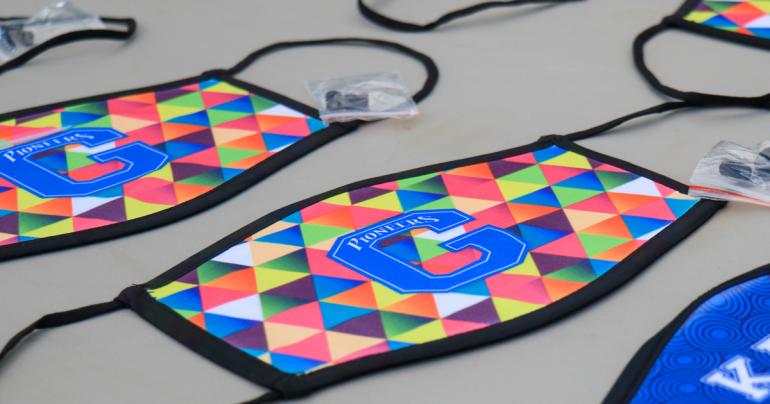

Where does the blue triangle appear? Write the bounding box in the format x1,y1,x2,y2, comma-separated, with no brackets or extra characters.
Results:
61,112,102,127
212,97,254,113
283,211,303,224
533,145,566,163
163,141,208,159
379,236,421,262
306,118,328,132
168,110,210,126
513,187,562,207
704,14,739,29
256,225,305,247
270,353,325,374
516,224,568,248
158,288,201,312
387,341,413,350
665,198,697,217
555,171,604,191
313,276,365,300
0,209,14,218
621,215,671,239
221,167,243,181
320,302,373,329
199,78,220,89
242,348,267,358
263,133,301,151
749,28,770,39
454,278,491,296
588,259,616,276
396,190,445,210
203,313,258,338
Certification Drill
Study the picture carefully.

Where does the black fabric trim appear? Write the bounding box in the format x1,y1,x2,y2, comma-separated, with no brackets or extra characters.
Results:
0,16,136,75
125,135,724,400
357,0,581,32
633,2,770,106
603,262,770,403
0,37,439,262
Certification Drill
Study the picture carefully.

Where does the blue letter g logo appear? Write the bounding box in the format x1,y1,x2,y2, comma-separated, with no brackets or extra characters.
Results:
328,209,528,293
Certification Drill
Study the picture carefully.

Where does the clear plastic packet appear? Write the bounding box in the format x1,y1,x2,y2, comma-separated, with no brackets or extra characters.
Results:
689,140,770,206
0,1,104,64
305,71,419,123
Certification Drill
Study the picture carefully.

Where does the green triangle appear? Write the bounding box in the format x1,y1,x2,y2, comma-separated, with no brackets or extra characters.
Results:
380,311,433,339
259,250,309,273
22,218,73,238
596,171,638,191
78,115,113,128
255,269,308,292
356,192,402,211
413,237,449,261
703,1,737,12
299,223,350,246
173,309,201,319
250,95,277,113
398,173,440,188
178,170,225,187
161,91,204,109
552,186,602,207
196,260,245,284
544,264,597,283
217,147,260,166
66,151,98,171
577,233,629,257
260,294,306,319
18,213,67,234
400,175,447,195
390,320,446,344
499,165,548,185
64,101,108,115
414,196,455,210
207,109,251,126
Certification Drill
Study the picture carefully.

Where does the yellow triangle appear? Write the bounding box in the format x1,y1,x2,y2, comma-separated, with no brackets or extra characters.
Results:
0,118,15,125
124,197,170,219
563,209,616,232
254,268,307,292
205,81,250,95
356,191,402,211
22,217,74,238
323,192,352,206
372,282,410,308
492,297,543,322
326,331,384,361
263,323,321,350
540,151,592,169
149,281,196,299
502,253,540,276
144,163,174,181
449,196,499,214
18,114,61,128
684,11,716,23
157,104,202,121
110,116,156,133
17,189,49,210
390,320,447,344
497,181,547,201
250,241,301,266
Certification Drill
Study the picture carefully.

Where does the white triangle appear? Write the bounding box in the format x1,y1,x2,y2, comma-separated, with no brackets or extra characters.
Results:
207,295,262,321
747,15,770,28
417,226,467,242
637,227,665,241
434,293,488,318
212,241,254,267
610,177,661,197
71,196,120,215
260,104,305,118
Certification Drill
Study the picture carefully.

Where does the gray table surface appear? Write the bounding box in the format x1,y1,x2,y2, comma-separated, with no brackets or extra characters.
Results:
2,0,770,403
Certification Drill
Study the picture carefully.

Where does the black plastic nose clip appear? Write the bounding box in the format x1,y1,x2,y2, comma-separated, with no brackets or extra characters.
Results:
719,160,753,181
325,90,369,111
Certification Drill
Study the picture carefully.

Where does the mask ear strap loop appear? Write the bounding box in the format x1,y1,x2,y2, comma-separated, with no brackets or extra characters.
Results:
0,17,137,75
634,18,770,108
563,101,693,141
357,0,581,32
0,298,127,364
223,37,439,131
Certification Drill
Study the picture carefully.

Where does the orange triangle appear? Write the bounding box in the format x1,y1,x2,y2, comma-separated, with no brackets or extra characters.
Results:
206,268,257,292
188,313,206,329
120,92,156,104
542,278,586,301
384,294,439,318
256,115,301,132
22,197,72,216
174,183,213,203
324,283,378,309
580,215,632,238
227,153,270,169
222,134,267,151
507,202,559,223
448,162,495,179
306,207,355,229
0,189,18,211
606,192,659,214
274,332,331,362
593,240,645,262
173,147,222,167
160,122,207,140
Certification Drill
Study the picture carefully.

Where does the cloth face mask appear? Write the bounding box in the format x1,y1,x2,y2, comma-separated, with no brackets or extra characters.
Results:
605,262,770,403
0,38,438,261
0,105,726,402
635,0,770,106
357,0,582,32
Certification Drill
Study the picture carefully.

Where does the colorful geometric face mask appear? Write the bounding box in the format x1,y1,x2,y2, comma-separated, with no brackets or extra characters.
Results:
605,263,770,403
0,38,438,260
357,0,582,32
635,0,770,106
0,106,725,402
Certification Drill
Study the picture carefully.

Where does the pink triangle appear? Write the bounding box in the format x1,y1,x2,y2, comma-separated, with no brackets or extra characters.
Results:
124,178,178,205
624,199,676,220
532,233,588,258
268,120,311,137
466,203,516,231
442,174,504,201
655,183,677,197
594,164,628,173
268,302,325,329
201,91,245,108
274,332,331,362
336,341,390,363
539,165,588,184
199,286,254,311
349,206,401,228
301,202,344,222
505,152,536,164
306,248,370,281
73,217,116,231
486,274,552,304
216,115,261,131
173,147,221,167
567,193,618,213
120,124,166,147
376,181,399,191
441,319,487,336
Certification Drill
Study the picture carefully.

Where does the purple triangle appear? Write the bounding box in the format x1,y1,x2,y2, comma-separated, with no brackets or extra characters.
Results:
332,311,386,338
178,270,199,285
447,299,499,324
488,160,531,178
175,129,216,146
530,252,586,276
77,199,126,222
170,162,219,181
521,210,573,232
349,186,391,204
0,213,19,234
156,88,193,103
263,276,317,301
223,323,267,350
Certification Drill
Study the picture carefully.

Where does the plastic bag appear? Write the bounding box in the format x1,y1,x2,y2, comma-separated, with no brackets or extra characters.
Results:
689,140,770,206
305,71,419,123
0,1,104,64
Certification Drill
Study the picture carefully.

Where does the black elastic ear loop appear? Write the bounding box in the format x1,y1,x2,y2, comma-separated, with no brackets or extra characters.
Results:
225,37,439,132
634,18,770,108
0,17,136,75
357,0,581,32
564,101,693,141
0,299,127,364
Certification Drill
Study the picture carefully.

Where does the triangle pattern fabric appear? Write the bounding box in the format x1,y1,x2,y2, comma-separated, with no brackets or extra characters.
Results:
685,0,770,39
